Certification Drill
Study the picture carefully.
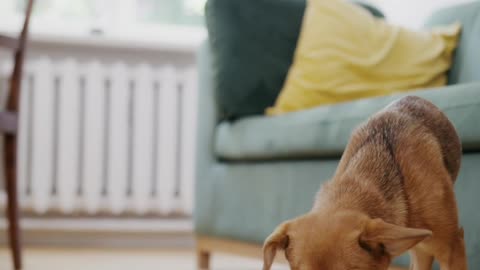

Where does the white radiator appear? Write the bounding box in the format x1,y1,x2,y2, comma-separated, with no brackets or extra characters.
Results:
1,57,198,216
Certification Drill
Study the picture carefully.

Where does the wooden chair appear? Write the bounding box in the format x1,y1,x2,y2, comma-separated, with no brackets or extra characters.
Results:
0,0,34,269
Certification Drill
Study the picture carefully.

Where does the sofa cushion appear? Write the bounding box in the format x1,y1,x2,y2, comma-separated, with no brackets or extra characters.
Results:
215,83,480,161
267,0,460,115
424,1,480,85
205,0,384,120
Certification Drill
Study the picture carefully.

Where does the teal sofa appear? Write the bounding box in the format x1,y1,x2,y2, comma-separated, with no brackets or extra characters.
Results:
195,1,480,269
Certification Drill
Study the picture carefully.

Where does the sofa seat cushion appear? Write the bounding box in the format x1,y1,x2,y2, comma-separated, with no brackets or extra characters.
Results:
215,83,480,161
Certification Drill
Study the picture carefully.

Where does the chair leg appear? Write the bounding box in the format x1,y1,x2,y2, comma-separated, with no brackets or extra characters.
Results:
197,249,210,270
4,135,22,270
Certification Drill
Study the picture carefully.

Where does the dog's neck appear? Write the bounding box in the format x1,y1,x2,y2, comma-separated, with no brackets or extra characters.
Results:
313,172,408,226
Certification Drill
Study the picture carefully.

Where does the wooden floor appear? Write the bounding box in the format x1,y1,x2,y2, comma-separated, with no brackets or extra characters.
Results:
0,248,289,270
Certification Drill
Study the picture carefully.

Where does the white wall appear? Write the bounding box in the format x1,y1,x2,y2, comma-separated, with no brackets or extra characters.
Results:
372,0,475,29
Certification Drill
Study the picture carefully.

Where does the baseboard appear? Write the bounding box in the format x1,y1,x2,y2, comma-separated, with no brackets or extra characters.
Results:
0,217,194,249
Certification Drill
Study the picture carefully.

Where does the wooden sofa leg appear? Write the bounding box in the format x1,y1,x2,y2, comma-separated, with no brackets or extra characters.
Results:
197,249,210,270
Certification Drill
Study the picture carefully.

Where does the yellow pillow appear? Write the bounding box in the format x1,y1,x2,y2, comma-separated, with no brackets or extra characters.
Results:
267,0,461,116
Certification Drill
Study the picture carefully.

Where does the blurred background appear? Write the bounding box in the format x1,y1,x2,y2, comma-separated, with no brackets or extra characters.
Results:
0,0,472,269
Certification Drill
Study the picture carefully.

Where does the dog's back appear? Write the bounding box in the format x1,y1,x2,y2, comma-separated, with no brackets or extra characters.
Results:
338,96,461,183
385,96,462,181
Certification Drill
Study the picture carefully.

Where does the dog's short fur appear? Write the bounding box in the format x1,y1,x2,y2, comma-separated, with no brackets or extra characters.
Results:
263,96,467,270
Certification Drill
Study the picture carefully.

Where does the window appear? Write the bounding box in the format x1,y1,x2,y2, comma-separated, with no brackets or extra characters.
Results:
0,0,206,39
137,0,205,25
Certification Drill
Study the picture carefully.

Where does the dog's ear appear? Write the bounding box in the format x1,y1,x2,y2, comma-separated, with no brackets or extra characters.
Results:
263,222,290,270
360,218,432,257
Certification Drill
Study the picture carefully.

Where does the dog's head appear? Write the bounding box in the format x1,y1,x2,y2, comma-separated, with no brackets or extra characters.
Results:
262,211,431,270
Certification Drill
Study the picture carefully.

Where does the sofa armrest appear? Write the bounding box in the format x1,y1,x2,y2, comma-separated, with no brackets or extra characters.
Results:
195,41,220,178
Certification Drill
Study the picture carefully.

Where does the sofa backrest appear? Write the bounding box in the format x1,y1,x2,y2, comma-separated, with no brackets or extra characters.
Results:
424,1,480,85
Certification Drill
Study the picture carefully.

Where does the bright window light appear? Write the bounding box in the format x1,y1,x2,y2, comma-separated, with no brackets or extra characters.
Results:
0,0,206,39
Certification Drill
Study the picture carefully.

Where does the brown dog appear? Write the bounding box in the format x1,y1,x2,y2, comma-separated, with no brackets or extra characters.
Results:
263,96,467,270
